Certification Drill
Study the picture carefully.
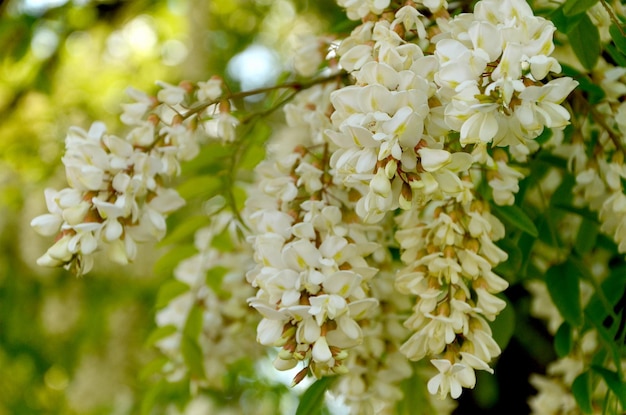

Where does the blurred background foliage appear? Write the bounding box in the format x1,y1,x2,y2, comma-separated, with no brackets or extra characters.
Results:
0,0,342,413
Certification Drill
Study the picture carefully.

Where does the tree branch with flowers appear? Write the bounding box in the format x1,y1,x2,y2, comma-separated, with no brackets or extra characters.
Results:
30,0,626,413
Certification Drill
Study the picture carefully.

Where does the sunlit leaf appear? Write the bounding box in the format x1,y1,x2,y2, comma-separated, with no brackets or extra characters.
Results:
139,356,169,381
181,335,205,379
296,377,334,415
183,304,203,339
153,244,198,279
145,325,178,347
155,280,190,309
159,215,212,247
176,174,221,200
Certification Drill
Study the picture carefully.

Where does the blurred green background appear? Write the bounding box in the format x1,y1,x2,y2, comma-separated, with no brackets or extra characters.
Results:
0,0,341,413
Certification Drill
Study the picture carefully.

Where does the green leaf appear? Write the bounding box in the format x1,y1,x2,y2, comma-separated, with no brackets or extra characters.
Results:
550,7,585,33
575,217,598,255
605,43,626,68
139,356,169,381
562,0,598,16
181,335,205,379
567,14,600,70
554,322,573,358
610,24,626,55
473,370,499,409
211,227,235,252
545,262,583,327
591,365,626,409
205,266,229,296
489,295,516,350
239,121,270,170
492,204,539,237
183,304,203,339
155,280,190,309
141,379,165,415
397,369,435,415
571,75,605,104
493,238,522,282
145,325,178,347
176,174,221,200
153,244,197,279
571,371,593,414
159,215,212,247
296,377,334,415
182,142,231,175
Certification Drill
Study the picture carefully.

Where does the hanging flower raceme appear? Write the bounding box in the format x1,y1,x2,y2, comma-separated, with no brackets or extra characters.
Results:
434,0,578,157
395,199,509,399
328,4,475,224
31,78,232,274
245,146,381,381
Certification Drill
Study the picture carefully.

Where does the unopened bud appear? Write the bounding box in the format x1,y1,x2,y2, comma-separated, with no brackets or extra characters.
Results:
147,114,160,126
493,148,509,163
218,100,231,113
172,114,184,126
465,238,480,253
332,364,349,375
291,367,309,386
179,80,194,93
443,245,456,259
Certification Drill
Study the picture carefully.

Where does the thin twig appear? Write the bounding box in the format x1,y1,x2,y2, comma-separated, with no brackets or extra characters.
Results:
182,71,348,120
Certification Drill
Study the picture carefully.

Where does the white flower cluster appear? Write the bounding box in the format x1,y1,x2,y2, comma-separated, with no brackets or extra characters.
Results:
246,150,381,380
395,201,509,399
329,0,577,226
155,213,261,389
331,271,429,414
336,0,446,21
436,0,578,152
31,78,230,274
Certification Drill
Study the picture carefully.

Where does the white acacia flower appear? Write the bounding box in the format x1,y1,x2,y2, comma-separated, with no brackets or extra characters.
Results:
156,81,187,106
196,77,223,102
427,359,471,399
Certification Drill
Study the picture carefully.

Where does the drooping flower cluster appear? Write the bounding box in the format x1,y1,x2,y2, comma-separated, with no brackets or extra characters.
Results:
395,200,509,399
331,269,458,414
245,148,381,380
329,3,474,223
31,78,231,274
